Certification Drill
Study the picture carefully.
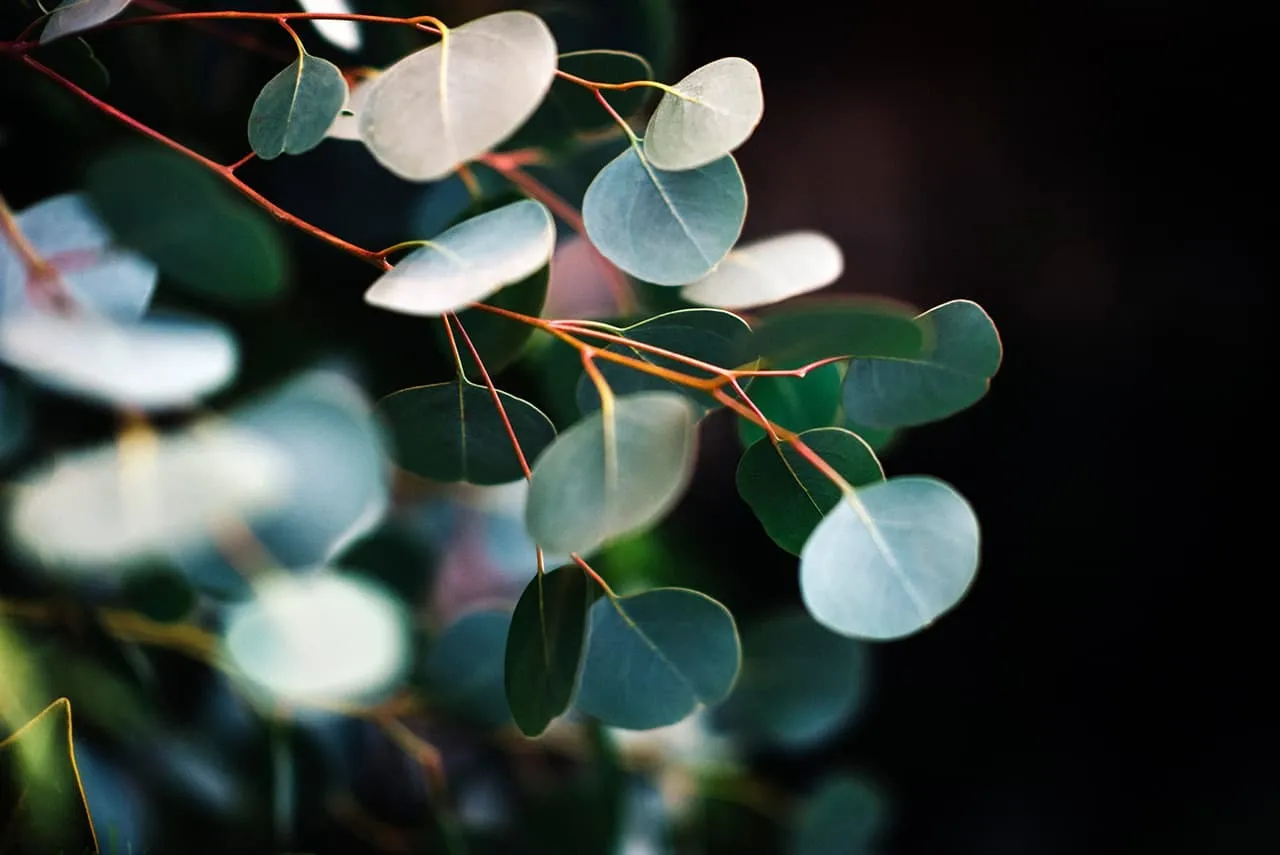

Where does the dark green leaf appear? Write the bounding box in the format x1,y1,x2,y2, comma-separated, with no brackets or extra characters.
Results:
843,299,1002,428
247,53,348,159
377,379,556,486
420,609,513,728
736,428,883,555
751,298,924,369
575,588,740,730
790,775,887,855
737,363,843,447
505,565,593,736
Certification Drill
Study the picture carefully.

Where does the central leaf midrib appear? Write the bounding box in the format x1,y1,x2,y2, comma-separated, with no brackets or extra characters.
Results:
634,150,712,265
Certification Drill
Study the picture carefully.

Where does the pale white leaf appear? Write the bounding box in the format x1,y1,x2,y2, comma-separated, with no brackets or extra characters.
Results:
326,75,376,141
297,0,361,52
40,0,132,44
643,57,764,171
681,231,844,309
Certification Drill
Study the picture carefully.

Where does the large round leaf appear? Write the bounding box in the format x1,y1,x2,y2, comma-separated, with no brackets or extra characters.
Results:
799,477,980,640
683,230,843,310
525,391,698,555
843,299,1002,428
736,428,883,556
736,363,843,447
642,57,764,171
247,52,348,159
376,379,556,485
505,565,592,736
363,200,555,316
582,147,746,285
357,11,558,181
575,588,740,730
751,298,925,369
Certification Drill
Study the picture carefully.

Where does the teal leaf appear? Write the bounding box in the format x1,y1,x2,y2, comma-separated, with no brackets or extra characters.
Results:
800,477,980,640
643,57,764,171
39,0,131,44
505,565,593,736
364,200,555,316
716,610,870,749
247,52,348,159
750,297,925,369
575,588,740,730
736,363,843,447
574,308,751,415
683,230,843,310
376,379,556,486
736,428,883,556
843,299,1002,428
525,391,698,555
790,775,887,855
582,147,746,285
420,609,513,728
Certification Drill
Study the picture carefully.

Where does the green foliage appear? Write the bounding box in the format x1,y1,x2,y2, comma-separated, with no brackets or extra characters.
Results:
750,298,925,369
247,52,348,159
790,775,887,855
736,363,844,447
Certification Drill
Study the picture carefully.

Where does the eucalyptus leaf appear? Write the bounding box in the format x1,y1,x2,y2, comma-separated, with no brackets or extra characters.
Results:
358,11,558,181
582,147,746,285
377,379,556,485
737,363,843,447
751,298,925,369
364,200,555,316
247,52,348,159
643,57,764,171
736,428,883,556
683,230,843,310
505,565,593,736
525,391,698,555
40,0,131,44
420,609,513,727
576,588,740,729
843,299,1002,428
297,0,362,52
799,477,980,640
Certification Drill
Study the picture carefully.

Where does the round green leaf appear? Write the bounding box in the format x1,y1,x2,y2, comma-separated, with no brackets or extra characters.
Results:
736,428,883,556
791,775,886,855
799,477,979,640
751,298,926,369
716,610,869,749
575,588,740,730
736,363,843,447
247,52,348,159
582,147,747,285
40,0,131,44
642,57,764,171
376,379,556,485
525,391,698,555
683,230,843,310
843,299,1002,428
363,200,555,316
85,145,288,304
420,609,512,727
357,11,558,181
575,308,752,415
505,565,592,736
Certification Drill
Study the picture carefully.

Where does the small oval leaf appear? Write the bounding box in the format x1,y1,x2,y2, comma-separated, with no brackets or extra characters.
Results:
751,298,925,369
247,52,348,159
40,0,132,44
576,588,740,730
358,11,558,181
505,565,592,736
364,200,555,316
582,147,746,285
643,57,764,171
683,231,843,310
525,391,698,555
799,477,980,640
377,379,556,485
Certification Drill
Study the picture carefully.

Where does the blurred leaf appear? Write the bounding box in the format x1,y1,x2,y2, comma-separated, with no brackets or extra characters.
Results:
39,0,130,44
119,563,197,623
332,518,435,604
0,378,31,465
420,609,512,728
736,428,883,556
843,299,1002,428
736,363,843,447
643,57,763,171
575,588,740,730
683,230,844,311
582,147,746,285
247,53,348,159
790,775,887,855
750,297,925,369
800,477,980,640
505,565,592,736
377,379,556,485
297,0,362,53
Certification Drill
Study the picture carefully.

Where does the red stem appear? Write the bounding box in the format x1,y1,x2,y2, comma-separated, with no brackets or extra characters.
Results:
446,314,533,479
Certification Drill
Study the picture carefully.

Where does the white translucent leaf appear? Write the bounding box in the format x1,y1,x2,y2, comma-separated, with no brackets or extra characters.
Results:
40,0,132,44
326,75,375,141
357,11,557,181
297,0,361,52
364,200,554,316
642,57,764,171
7,422,292,568
681,231,844,310
0,311,237,411
222,570,411,705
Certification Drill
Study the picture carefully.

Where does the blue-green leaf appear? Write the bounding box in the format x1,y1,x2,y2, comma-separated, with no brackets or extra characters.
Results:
421,609,513,728
736,363,843,447
248,52,348,159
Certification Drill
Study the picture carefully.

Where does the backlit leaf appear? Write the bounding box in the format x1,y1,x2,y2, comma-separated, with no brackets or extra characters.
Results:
325,73,375,141
843,299,1002,428
40,0,131,44
736,363,843,447
576,588,740,729
643,57,763,171
800,477,979,640
751,298,925,369
683,230,843,310
297,0,362,52
364,199,555,316
505,565,592,736
247,52,348,158
582,147,746,285
525,391,698,555
377,379,556,485
358,11,558,181
736,428,883,556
